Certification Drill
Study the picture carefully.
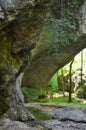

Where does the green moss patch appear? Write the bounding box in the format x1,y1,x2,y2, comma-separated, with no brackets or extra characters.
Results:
28,107,52,121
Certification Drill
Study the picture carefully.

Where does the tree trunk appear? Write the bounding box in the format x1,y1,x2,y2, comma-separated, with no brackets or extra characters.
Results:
68,59,74,102
61,69,65,97
81,51,83,86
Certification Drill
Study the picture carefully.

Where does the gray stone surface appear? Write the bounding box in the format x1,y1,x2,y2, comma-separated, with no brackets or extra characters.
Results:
41,105,86,130
0,119,43,130
53,106,86,122
26,104,86,130
41,119,86,130
0,105,86,130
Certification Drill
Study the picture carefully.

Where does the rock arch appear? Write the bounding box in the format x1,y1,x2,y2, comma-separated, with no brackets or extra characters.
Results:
22,0,86,88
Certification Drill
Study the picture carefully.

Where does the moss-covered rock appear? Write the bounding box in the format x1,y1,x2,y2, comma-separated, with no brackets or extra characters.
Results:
0,0,50,120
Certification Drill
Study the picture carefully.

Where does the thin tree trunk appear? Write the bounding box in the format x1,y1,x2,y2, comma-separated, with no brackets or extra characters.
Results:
68,58,74,102
81,50,83,86
57,71,59,92
61,68,65,97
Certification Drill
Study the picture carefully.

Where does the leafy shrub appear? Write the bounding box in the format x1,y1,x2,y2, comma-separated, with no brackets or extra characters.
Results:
45,15,77,44
48,73,58,91
21,87,30,102
83,85,86,98
21,87,29,97
76,88,84,98
21,87,48,102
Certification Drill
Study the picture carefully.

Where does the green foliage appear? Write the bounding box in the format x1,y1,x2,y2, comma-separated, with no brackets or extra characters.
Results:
21,87,30,102
51,95,86,107
48,73,58,91
58,67,69,76
21,87,47,102
72,0,78,6
41,92,86,107
37,0,79,53
76,85,86,99
21,87,86,107
76,88,85,98
43,14,77,50
41,0,78,52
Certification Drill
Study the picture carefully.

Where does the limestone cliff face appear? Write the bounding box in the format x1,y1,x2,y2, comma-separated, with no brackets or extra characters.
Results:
22,0,86,88
0,0,49,90
0,0,50,120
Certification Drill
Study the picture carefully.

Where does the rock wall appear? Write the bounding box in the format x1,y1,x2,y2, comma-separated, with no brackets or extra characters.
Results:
0,0,50,120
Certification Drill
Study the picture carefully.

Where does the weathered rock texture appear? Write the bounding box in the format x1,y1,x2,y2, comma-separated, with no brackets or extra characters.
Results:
22,0,86,88
1,105,86,130
26,104,86,130
0,118,43,130
0,0,50,120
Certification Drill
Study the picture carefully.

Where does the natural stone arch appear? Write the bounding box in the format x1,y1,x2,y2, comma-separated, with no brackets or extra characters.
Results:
22,0,86,88
22,36,86,88
0,0,86,121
